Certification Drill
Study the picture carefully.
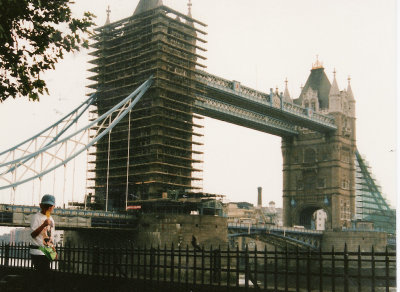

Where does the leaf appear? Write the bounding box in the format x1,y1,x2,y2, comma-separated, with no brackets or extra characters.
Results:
0,0,96,101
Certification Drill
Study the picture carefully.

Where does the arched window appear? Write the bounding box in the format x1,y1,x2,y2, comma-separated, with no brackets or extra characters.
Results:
311,101,316,111
304,148,316,163
304,176,316,190
304,101,309,108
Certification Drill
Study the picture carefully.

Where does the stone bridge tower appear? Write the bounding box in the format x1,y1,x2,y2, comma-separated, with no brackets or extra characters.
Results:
282,61,356,230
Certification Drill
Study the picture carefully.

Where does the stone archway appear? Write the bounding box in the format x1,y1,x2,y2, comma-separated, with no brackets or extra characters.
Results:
294,205,330,230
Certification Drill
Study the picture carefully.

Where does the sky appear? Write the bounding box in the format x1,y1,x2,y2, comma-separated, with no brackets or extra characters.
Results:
0,0,397,209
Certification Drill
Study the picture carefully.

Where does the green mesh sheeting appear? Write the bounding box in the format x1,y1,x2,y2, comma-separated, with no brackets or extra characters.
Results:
355,150,395,234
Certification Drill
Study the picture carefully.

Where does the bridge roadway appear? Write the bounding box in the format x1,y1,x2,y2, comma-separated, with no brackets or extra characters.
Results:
195,70,337,136
228,222,323,250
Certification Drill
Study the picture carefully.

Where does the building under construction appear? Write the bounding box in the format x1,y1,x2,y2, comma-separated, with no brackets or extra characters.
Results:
87,0,207,210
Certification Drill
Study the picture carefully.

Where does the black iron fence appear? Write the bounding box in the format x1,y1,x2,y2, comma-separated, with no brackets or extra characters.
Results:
0,242,396,291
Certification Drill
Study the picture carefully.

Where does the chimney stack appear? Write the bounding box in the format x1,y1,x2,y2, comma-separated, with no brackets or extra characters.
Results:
257,187,262,207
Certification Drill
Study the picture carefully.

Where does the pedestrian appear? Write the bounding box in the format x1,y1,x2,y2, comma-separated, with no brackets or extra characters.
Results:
30,194,56,291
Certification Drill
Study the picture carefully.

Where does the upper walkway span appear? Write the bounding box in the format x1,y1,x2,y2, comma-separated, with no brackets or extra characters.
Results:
195,70,337,136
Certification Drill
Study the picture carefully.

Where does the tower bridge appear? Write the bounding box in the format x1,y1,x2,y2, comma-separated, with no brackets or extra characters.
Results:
0,0,395,248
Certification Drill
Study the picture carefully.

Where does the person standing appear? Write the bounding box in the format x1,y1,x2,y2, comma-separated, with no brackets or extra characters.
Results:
30,194,56,291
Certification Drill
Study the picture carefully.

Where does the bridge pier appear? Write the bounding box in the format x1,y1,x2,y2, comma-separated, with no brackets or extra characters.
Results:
63,214,227,248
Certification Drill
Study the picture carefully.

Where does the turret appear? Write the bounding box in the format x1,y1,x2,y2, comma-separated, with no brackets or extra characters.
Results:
186,0,195,27
328,69,341,113
105,6,111,25
283,78,292,103
346,76,356,118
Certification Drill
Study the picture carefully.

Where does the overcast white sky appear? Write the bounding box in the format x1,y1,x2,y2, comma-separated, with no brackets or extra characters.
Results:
0,0,397,209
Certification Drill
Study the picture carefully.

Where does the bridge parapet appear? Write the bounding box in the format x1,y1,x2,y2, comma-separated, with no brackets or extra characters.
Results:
282,101,335,127
196,70,270,102
195,95,298,135
0,204,137,229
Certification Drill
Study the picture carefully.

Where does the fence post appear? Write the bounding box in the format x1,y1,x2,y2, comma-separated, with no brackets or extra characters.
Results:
150,245,155,281
137,245,140,280
227,245,230,289
143,245,147,281
0,242,4,266
274,245,278,292
185,244,189,288
371,246,375,292
215,246,221,285
344,243,348,292
264,245,268,291
307,247,311,292
245,244,249,290
4,243,9,267
254,245,258,288
331,246,335,292
357,245,361,292
193,245,197,285
178,244,181,283
385,246,389,292
319,246,323,292
170,243,175,284
112,247,117,279
201,246,205,285
285,245,288,292
157,245,160,286
209,245,213,285
130,243,134,279
77,244,82,275
296,246,299,292
163,244,167,282
236,245,239,288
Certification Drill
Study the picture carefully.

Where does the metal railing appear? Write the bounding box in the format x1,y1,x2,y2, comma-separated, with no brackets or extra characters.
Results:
0,242,396,291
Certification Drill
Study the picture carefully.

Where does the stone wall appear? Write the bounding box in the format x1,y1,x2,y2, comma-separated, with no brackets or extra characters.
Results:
133,214,227,248
321,230,387,252
64,214,227,248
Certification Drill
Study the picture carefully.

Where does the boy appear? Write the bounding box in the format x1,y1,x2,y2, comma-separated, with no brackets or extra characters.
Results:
30,194,56,275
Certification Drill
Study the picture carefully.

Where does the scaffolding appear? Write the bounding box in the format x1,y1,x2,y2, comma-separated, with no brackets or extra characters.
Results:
354,150,395,234
87,6,207,210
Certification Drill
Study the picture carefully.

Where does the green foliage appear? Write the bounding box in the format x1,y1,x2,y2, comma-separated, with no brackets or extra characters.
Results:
0,0,95,101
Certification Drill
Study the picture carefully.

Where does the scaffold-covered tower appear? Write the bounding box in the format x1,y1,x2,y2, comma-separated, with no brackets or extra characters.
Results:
87,0,207,210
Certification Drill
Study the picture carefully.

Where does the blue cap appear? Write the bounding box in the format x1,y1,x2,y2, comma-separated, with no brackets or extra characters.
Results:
41,194,55,206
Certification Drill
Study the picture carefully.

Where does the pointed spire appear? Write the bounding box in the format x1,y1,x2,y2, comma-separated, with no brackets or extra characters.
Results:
283,78,291,102
133,0,163,16
105,5,111,25
329,68,340,96
312,54,324,69
186,0,195,27
188,0,193,17
347,76,354,100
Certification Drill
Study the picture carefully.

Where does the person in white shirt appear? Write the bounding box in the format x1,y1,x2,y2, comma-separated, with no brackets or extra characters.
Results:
30,194,56,288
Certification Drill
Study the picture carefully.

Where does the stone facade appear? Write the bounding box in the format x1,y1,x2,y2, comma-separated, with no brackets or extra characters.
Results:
282,65,356,230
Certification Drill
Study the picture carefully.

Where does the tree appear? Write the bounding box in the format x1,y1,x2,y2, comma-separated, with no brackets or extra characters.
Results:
0,0,95,101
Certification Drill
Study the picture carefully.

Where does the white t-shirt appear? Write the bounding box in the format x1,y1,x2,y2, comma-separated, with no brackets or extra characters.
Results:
30,212,55,256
